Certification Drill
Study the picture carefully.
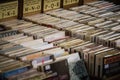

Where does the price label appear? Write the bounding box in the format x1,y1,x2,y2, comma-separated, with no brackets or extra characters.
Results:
24,0,41,14
44,0,61,11
0,1,18,19
64,0,79,5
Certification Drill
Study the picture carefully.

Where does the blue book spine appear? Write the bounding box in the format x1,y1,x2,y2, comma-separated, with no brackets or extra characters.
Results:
0,66,29,79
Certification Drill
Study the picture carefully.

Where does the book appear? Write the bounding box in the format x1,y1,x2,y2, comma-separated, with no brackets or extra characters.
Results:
88,47,109,75
0,30,18,39
44,31,66,42
6,69,43,80
0,19,33,30
0,55,30,80
56,53,89,80
39,59,70,80
103,53,120,79
21,39,44,47
95,49,119,78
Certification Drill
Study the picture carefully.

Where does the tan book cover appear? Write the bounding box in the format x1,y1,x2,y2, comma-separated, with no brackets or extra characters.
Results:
89,18,105,25
83,45,103,69
95,49,119,78
88,47,108,75
14,37,34,44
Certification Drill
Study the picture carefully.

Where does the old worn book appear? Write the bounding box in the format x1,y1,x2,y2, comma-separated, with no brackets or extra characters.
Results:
20,51,47,61
102,22,119,30
111,25,120,32
39,59,70,80
7,36,28,42
1,33,24,41
91,31,109,43
27,42,54,51
102,52,120,79
0,19,33,30
98,12,115,18
13,37,34,44
83,45,103,69
79,17,97,24
95,49,119,78
88,47,109,75
15,50,39,59
4,47,28,55
86,1,105,6
0,30,18,39
0,45,24,54
6,69,44,80
102,33,120,46
59,39,84,51
95,20,113,28
8,48,36,57
21,39,43,47
70,41,91,52
44,31,66,42
0,42,17,50
96,32,115,45
56,53,89,80
70,5,95,13
88,18,105,26
0,64,30,80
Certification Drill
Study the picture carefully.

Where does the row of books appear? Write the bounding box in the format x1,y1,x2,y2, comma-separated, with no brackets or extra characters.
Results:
0,30,19,39
55,39,120,79
1,34,120,79
70,1,120,27
0,53,69,80
20,24,66,42
29,30,120,79
45,7,120,32
64,24,120,48
0,19,67,42
0,55,31,80
1,54,89,80
22,2,117,48
0,26,89,80
27,17,120,49
46,8,89,22
0,33,67,61
42,1,120,31
23,12,120,33
71,1,120,16
0,1,119,79
0,38,89,80
0,54,63,80
1,15,120,49
23,14,80,31
0,30,86,57
0,19,33,30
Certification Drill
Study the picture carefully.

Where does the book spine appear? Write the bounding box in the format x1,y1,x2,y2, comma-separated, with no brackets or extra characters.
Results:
104,54,120,65
1,66,30,79
20,52,42,61
103,61,120,78
0,30,18,38
102,54,120,78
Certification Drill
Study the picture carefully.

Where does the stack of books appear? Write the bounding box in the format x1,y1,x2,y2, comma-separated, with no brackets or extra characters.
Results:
46,8,88,22
0,55,30,80
69,41,120,79
0,0,119,79
0,30,19,39
21,24,66,41
0,19,33,30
